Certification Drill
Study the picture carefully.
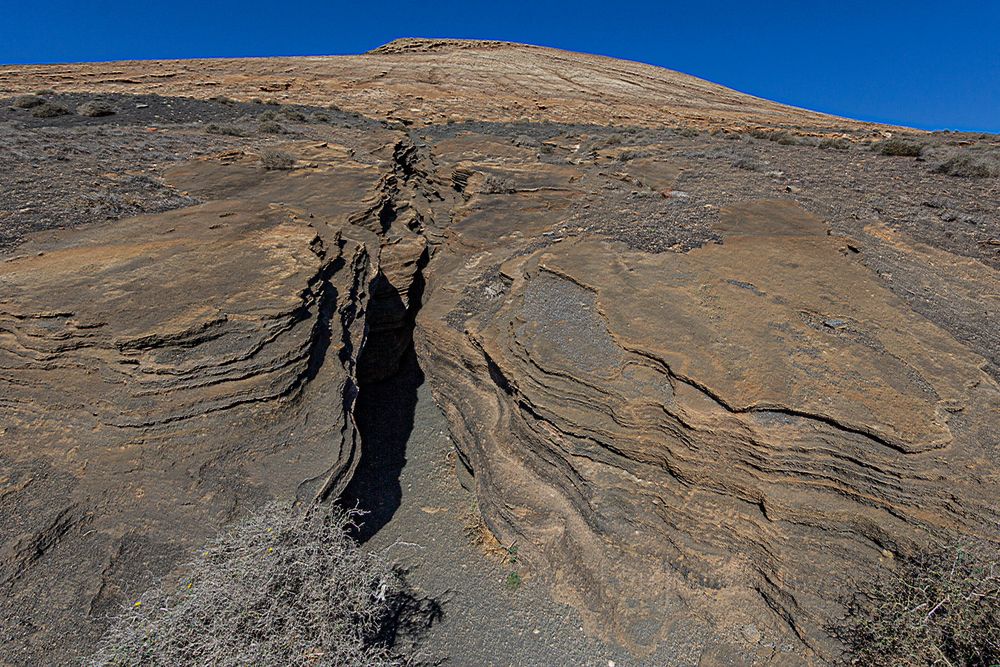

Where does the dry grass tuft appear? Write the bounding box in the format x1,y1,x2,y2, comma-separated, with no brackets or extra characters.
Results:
87,504,407,667
462,499,507,563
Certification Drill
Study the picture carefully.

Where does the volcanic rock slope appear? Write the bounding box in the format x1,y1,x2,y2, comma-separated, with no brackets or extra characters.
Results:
1,39,998,665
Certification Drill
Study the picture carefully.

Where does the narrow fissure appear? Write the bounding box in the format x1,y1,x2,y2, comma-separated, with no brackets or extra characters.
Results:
341,244,430,542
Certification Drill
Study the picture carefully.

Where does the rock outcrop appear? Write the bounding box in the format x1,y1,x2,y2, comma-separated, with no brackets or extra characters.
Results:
1,40,998,665
0,131,435,660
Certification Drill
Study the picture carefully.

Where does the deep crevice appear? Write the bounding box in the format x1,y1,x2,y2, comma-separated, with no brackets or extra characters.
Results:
341,248,429,542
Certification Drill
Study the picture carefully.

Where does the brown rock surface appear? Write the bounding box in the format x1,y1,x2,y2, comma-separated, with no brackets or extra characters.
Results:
0,39,998,665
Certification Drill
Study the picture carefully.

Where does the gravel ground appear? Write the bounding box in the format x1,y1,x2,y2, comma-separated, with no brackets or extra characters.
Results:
0,92,379,252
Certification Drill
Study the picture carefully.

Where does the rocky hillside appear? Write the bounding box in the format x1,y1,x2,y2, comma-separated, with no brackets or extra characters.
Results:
1,40,997,665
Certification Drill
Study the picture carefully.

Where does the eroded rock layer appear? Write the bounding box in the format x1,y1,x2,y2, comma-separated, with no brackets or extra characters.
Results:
1,40,998,665
419,198,999,661
0,128,439,661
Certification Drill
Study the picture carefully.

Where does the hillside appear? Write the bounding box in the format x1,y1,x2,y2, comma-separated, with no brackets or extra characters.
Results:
1,39,998,666
2,38,888,132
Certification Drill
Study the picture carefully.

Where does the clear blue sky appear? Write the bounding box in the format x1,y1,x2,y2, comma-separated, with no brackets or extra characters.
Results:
2,1,997,132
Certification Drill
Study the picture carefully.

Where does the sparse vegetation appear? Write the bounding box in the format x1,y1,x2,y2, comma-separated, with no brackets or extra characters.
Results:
259,120,287,135
281,108,307,122
480,173,516,194
77,100,116,117
672,126,700,138
260,148,295,170
834,540,999,666
932,153,1000,178
874,138,925,157
748,128,816,147
819,137,851,151
88,504,407,667
257,120,285,134
12,94,45,109
205,123,246,136
772,131,804,146
732,155,761,171
31,102,71,118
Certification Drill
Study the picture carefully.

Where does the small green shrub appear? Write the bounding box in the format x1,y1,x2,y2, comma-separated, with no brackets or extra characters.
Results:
874,138,925,157
31,102,71,118
260,148,295,170
834,540,999,666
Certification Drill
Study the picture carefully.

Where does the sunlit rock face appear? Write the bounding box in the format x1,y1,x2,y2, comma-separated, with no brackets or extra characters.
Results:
1,39,997,665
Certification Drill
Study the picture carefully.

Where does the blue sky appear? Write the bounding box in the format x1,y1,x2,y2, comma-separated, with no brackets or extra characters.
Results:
2,1,997,132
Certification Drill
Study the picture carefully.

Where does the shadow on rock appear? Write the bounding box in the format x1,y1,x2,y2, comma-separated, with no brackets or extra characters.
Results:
342,346,424,542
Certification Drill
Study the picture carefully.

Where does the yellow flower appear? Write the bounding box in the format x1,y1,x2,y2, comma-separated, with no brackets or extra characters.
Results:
134,601,142,608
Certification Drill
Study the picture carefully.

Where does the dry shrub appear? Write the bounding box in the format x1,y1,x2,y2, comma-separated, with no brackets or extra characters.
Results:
932,153,1000,178
12,94,45,109
462,499,507,563
874,138,925,157
77,101,116,117
819,137,851,151
259,120,286,135
31,102,71,118
731,155,761,171
260,148,295,170
834,540,999,666
479,173,516,194
205,123,245,136
88,504,406,667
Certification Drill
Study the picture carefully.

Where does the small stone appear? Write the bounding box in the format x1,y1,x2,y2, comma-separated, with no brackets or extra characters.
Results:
742,623,762,644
